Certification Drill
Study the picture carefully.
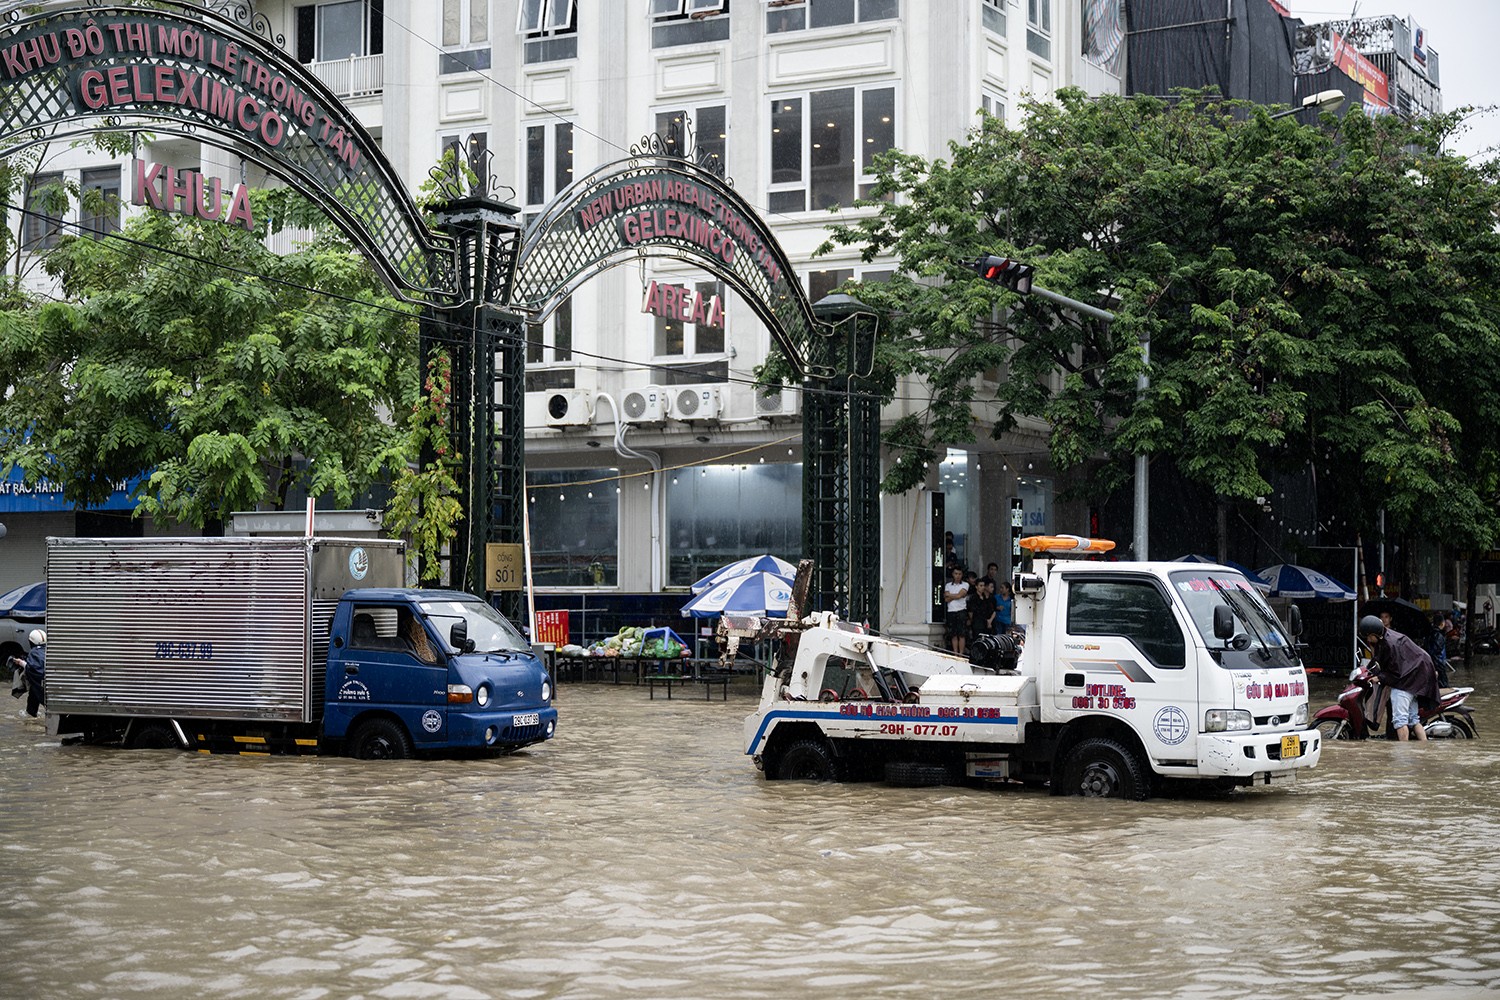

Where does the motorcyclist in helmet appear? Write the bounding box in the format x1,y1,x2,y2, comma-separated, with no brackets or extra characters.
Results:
1358,614,1439,741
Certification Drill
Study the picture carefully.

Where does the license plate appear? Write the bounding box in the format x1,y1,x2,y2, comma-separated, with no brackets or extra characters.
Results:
1280,734,1302,759
513,712,540,727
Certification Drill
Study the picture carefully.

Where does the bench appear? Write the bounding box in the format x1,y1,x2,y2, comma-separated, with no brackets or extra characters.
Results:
646,674,689,699
696,672,731,700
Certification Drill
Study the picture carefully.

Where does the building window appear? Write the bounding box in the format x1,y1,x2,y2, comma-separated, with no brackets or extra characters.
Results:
652,278,726,361
1067,578,1186,668
294,0,384,63
527,297,573,366
525,121,574,209
807,265,891,304
767,0,899,33
1026,0,1050,59
768,85,895,213
441,131,489,185
528,468,619,588
981,90,1006,123
443,0,487,46
656,105,726,173
668,463,802,587
23,172,65,251
438,0,491,72
652,0,730,47
522,122,571,384
981,0,1006,35
518,0,577,62
80,167,121,237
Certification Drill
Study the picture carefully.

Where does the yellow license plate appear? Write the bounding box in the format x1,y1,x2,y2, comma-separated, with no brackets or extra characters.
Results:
1280,734,1302,759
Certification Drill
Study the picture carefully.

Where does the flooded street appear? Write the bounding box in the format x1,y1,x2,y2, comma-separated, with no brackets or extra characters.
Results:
3,666,1499,999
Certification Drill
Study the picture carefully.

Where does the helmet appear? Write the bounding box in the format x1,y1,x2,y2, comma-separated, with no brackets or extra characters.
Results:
27,628,46,646
1357,615,1385,640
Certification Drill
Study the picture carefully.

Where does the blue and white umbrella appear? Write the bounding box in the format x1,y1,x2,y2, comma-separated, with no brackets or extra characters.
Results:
690,554,798,595
1172,554,1272,592
681,571,795,618
1258,564,1356,600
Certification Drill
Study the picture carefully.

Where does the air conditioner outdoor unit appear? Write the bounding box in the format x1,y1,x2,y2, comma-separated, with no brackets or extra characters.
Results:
621,386,670,423
544,389,594,427
673,385,723,421
754,383,801,418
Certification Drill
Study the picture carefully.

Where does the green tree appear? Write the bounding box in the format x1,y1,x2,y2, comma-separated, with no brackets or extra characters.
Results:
818,88,1500,550
0,195,419,527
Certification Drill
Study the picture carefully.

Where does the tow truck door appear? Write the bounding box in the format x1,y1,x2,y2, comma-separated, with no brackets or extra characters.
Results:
1050,573,1199,761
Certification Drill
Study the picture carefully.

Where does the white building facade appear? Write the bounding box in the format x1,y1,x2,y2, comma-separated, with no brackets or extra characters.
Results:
5,0,1126,636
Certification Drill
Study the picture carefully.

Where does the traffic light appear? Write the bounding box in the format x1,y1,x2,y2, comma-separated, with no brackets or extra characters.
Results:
971,255,1035,294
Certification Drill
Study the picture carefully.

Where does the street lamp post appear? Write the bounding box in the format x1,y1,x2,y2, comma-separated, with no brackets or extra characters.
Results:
1269,89,1346,120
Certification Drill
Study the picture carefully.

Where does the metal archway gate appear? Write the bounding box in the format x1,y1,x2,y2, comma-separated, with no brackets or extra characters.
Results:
0,0,525,603
0,5,878,625
513,128,879,626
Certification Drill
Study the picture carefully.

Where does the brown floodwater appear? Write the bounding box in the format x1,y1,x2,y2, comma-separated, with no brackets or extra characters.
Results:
2,664,1498,999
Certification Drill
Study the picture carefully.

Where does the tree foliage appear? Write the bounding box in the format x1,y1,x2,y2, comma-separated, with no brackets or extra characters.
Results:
819,89,1500,549
0,193,419,527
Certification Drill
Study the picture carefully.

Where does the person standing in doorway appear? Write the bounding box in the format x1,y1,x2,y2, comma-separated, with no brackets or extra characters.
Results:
943,565,971,656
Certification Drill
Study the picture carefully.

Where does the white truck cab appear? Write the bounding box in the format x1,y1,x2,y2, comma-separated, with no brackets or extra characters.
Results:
743,538,1321,798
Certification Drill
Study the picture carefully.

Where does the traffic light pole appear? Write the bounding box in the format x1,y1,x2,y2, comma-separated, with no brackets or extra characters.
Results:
1023,285,1143,558
970,258,1142,555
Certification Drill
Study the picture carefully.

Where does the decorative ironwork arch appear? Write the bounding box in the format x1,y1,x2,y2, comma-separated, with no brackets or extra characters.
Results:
0,1,459,305
512,132,829,380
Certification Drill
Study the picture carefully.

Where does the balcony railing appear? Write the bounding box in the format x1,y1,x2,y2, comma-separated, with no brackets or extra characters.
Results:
307,53,384,98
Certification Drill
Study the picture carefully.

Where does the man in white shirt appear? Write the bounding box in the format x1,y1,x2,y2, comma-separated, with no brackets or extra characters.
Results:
943,565,971,656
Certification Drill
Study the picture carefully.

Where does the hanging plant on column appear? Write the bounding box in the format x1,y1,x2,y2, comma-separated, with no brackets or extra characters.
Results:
386,348,463,582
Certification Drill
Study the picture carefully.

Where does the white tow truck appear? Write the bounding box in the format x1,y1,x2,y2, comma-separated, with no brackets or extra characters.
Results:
739,537,1321,798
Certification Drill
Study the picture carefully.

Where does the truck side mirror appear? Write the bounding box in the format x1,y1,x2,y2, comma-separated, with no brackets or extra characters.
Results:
449,619,475,653
1288,604,1303,637
1213,605,1235,639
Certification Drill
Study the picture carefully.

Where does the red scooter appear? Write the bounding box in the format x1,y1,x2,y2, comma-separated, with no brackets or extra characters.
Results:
1311,659,1477,740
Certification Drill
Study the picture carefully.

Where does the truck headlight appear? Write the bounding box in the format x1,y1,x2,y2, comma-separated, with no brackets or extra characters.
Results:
1204,709,1251,732
475,683,491,707
1293,702,1308,726
541,679,552,702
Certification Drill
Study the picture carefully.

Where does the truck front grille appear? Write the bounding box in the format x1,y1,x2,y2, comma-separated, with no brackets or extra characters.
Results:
501,723,545,744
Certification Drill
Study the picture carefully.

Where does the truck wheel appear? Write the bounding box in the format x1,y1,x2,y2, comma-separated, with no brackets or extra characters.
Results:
884,761,955,788
127,722,180,751
774,739,843,781
348,718,414,760
1064,737,1149,800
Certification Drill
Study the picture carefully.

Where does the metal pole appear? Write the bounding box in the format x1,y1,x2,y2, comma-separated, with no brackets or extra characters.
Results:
1025,284,1137,553
1134,331,1149,561
1029,285,1117,323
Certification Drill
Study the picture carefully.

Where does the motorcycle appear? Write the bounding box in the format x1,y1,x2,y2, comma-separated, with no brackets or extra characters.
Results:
1311,658,1477,740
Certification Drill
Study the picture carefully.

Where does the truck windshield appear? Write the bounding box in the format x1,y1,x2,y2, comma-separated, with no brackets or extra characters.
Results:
419,600,531,655
1168,570,1301,670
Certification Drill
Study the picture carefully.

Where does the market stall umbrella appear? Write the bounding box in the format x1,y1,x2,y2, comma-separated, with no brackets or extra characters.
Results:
1360,596,1433,639
681,571,794,618
1171,554,1272,592
1257,564,1356,600
689,554,798,595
